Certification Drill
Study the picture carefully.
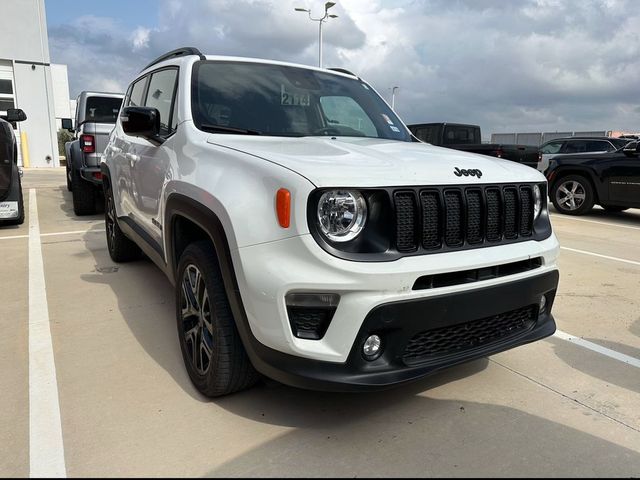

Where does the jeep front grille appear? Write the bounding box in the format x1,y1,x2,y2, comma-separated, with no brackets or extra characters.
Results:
394,185,535,253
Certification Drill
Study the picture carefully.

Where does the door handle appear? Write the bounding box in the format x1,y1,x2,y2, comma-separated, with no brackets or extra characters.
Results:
125,153,140,164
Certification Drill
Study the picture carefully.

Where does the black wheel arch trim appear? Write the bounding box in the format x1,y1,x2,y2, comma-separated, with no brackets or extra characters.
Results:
163,192,284,380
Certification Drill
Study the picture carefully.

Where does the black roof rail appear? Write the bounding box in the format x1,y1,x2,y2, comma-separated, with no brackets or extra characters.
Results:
328,67,357,77
141,47,205,72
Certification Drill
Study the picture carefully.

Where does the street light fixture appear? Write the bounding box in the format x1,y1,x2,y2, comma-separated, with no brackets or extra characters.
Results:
391,86,399,110
294,2,339,68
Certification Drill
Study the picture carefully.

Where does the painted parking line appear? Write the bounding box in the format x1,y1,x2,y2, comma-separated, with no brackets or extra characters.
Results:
550,214,640,231
28,189,67,478
0,229,105,242
554,329,640,369
560,246,640,267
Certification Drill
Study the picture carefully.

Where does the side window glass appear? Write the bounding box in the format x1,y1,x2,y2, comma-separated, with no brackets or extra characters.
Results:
563,141,587,153
541,141,562,154
144,69,178,136
129,77,148,107
585,141,608,152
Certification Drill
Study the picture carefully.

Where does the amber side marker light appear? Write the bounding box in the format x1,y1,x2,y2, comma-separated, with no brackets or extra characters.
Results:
276,188,291,228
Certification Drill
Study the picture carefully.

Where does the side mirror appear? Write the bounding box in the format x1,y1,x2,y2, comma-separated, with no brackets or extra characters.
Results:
61,118,73,131
120,106,162,143
6,108,27,123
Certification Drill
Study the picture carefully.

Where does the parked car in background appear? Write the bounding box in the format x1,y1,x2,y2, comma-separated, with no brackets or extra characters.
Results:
546,141,640,215
102,48,559,397
0,108,27,226
64,91,124,215
537,136,631,174
407,122,540,168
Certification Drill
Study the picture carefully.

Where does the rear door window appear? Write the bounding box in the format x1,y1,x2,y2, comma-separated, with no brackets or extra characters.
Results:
443,125,479,144
585,140,611,152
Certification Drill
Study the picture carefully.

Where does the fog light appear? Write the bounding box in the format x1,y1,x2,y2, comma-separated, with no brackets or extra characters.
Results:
363,334,382,361
539,295,547,313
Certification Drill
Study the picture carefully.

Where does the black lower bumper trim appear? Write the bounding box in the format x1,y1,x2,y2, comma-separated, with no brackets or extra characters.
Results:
242,270,559,392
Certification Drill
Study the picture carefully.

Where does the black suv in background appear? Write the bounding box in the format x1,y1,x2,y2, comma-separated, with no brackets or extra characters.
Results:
546,141,640,215
537,136,631,173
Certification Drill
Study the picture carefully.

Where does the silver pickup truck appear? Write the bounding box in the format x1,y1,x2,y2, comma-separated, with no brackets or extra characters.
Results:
65,91,124,215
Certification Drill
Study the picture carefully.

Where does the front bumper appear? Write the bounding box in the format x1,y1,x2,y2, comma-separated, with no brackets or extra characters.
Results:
241,270,558,392
230,232,560,391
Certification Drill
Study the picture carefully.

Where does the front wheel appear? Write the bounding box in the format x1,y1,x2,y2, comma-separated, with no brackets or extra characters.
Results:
104,182,140,262
551,175,595,215
176,241,258,397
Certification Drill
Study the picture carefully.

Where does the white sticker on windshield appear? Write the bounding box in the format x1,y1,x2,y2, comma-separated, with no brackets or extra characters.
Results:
281,85,310,106
381,113,394,125
390,125,400,133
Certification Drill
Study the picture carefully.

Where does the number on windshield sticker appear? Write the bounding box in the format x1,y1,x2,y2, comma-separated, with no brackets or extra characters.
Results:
281,85,310,106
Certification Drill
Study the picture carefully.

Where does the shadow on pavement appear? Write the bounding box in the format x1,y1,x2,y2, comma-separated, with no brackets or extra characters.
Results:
548,336,640,394
206,392,640,477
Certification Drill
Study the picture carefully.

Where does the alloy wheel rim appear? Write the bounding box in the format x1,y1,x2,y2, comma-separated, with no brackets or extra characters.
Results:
180,264,214,375
556,180,586,211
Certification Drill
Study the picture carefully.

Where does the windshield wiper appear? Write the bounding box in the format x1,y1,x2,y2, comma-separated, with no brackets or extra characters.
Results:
200,124,262,135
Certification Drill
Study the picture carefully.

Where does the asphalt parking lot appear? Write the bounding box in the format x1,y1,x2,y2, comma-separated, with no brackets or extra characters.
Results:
2,168,639,477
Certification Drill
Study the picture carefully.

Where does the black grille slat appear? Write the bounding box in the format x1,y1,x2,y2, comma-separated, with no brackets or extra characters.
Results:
420,191,441,249
402,305,537,365
503,187,518,239
444,190,463,246
520,187,533,235
465,189,483,244
485,188,502,241
392,183,538,254
394,192,418,252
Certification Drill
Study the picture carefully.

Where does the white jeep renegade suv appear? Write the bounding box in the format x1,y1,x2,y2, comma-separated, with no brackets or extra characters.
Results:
102,47,560,397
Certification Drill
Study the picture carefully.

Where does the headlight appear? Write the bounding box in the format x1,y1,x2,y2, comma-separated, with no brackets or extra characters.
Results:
317,190,367,242
533,184,543,220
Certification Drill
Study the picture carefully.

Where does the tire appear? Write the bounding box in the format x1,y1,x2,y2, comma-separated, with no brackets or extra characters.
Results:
176,241,258,397
71,167,96,215
603,205,628,213
551,174,595,215
104,181,140,262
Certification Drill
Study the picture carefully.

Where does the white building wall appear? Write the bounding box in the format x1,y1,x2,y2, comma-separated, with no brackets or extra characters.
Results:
51,64,71,129
0,0,61,167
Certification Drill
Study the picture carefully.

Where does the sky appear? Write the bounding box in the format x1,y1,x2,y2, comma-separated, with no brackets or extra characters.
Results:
45,0,640,136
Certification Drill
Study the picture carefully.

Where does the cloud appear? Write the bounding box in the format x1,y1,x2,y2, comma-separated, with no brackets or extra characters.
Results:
49,0,640,135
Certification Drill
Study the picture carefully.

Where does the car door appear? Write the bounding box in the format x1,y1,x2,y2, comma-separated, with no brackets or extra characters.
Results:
606,144,640,207
130,67,179,251
113,75,148,217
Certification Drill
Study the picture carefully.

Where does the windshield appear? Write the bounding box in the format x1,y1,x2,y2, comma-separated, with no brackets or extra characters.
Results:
85,97,122,124
191,61,411,141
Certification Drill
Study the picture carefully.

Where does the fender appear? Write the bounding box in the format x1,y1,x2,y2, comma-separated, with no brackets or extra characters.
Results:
163,192,304,381
66,140,84,172
548,164,607,203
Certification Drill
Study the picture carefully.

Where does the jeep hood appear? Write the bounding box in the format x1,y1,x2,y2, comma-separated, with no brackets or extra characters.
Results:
206,136,544,187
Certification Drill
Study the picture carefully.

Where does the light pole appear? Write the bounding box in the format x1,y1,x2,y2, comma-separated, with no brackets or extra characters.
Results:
391,86,399,110
295,2,338,68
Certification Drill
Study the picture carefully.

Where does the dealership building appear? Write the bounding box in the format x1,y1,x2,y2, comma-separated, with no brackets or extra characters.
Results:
0,0,70,168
